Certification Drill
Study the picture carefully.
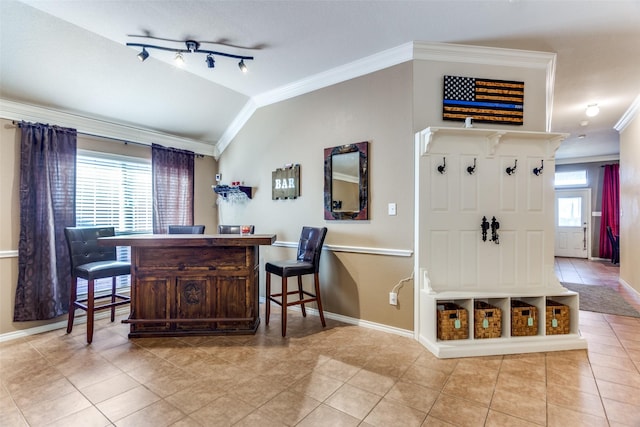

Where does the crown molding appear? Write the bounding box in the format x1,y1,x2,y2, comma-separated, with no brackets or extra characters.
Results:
218,41,557,156
614,93,640,132
0,98,217,157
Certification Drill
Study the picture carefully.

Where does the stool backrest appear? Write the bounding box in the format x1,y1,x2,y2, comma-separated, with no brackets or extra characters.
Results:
296,226,328,270
64,227,117,269
168,225,206,234
218,225,254,234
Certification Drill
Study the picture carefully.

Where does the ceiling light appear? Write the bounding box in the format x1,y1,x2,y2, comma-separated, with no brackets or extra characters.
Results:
137,47,149,62
578,134,586,139
174,52,185,67
126,38,254,73
585,104,600,117
206,55,215,69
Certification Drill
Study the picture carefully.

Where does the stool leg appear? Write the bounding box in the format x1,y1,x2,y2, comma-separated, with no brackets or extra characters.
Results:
281,276,288,337
298,275,306,317
314,272,326,327
110,276,116,322
265,272,271,325
87,279,95,344
66,276,77,334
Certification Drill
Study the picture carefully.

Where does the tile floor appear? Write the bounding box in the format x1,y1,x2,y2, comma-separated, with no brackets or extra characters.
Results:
1,258,639,426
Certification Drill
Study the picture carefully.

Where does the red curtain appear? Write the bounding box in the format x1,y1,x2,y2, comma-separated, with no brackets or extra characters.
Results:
599,164,619,259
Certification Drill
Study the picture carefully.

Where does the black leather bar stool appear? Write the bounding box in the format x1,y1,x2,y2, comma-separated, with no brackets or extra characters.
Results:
64,227,131,343
168,225,205,234
265,226,327,336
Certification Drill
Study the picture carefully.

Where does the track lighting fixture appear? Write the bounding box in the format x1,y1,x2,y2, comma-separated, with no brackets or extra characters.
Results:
137,47,149,62
127,38,253,72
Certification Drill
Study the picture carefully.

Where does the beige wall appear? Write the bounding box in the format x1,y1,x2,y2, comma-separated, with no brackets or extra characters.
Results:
619,111,640,292
0,118,218,335
218,63,416,330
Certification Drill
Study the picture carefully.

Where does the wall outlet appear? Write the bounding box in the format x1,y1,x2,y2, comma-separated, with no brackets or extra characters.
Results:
389,292,398,305
388,203,397,216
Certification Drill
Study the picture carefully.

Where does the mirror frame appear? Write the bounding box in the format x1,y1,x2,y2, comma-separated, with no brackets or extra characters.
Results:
323,141,368,220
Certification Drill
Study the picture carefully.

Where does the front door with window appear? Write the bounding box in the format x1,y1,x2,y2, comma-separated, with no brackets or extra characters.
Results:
555,189,590,258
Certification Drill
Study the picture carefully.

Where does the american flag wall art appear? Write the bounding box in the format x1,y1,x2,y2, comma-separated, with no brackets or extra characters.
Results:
443,75,524,125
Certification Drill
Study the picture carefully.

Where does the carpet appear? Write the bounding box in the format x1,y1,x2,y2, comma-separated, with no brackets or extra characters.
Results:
562,283,640,318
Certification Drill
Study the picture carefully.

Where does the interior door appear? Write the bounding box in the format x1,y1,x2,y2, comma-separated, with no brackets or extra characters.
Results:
555,189,590,258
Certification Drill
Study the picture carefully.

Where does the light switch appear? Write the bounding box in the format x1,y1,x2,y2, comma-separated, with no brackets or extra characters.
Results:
388,203,397,216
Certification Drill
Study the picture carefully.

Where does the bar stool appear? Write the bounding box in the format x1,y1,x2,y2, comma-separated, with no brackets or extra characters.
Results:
64,227,131,343
265,226,327,336
168,225,205,234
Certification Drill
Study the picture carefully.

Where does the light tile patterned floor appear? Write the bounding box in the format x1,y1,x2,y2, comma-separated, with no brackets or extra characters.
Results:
1,258,639,426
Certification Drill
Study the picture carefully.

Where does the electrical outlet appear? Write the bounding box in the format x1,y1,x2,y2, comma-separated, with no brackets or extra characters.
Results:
388,203,397,216
389,292,398,305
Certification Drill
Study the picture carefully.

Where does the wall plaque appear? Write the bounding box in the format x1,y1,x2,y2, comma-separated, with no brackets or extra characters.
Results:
272,164,300,200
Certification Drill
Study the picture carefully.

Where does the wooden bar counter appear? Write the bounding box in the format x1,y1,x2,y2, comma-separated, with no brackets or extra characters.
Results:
99,234,276,338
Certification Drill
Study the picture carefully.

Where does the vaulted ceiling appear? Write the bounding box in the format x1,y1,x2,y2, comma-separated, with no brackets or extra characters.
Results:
2,0,639,160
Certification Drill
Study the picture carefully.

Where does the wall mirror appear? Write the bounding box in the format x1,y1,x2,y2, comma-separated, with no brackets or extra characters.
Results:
324,141,368,220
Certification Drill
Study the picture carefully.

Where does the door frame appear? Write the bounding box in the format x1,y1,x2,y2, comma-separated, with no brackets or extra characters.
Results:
554,188,592,258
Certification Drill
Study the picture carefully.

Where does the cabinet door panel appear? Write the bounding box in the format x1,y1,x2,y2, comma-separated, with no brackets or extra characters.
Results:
134,277,171,331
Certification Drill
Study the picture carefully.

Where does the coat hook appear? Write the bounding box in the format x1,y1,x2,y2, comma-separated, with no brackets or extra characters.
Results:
533,160,544,176
437,157,446,174
467,158,477,175
505,159,518,175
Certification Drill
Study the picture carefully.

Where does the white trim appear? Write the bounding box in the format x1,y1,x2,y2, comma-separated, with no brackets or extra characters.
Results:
0,307,130,343
215,98,258,158
620,278,640,298
258,298,414,339
0,99,217,157
272,241,413,257
614,93,640,132
0,250,18,259
555,154,620,165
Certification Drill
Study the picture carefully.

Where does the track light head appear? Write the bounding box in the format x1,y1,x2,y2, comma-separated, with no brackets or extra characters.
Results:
137,47,149,62
174,52,185,67
238,59,248,73
206,55,215,69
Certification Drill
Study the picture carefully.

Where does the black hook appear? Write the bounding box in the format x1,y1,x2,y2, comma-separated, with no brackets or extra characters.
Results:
437,157,446,174
533,160,544,176
506,159,518,175
490,216,500,244
481,216,490,242
467,158,477,175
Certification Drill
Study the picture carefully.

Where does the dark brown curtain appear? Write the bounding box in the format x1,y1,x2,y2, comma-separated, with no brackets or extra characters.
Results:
152,144,195,234
599,164,620,258
14,122,77,321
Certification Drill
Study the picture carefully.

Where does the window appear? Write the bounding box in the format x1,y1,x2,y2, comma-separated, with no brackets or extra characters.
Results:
76,150,152,293
554,170,587,187
557,197,582,227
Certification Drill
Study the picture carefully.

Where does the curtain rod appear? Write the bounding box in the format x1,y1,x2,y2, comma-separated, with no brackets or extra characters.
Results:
10,120,204,157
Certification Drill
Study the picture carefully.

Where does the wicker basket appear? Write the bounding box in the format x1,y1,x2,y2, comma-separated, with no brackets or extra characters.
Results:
546,300,570,335
511,300,538,337
474,301,502,339
437,302,468,340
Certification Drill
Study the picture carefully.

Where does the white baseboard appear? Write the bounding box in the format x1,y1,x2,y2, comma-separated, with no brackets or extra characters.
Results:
1,303,414,343
0,307,130,343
